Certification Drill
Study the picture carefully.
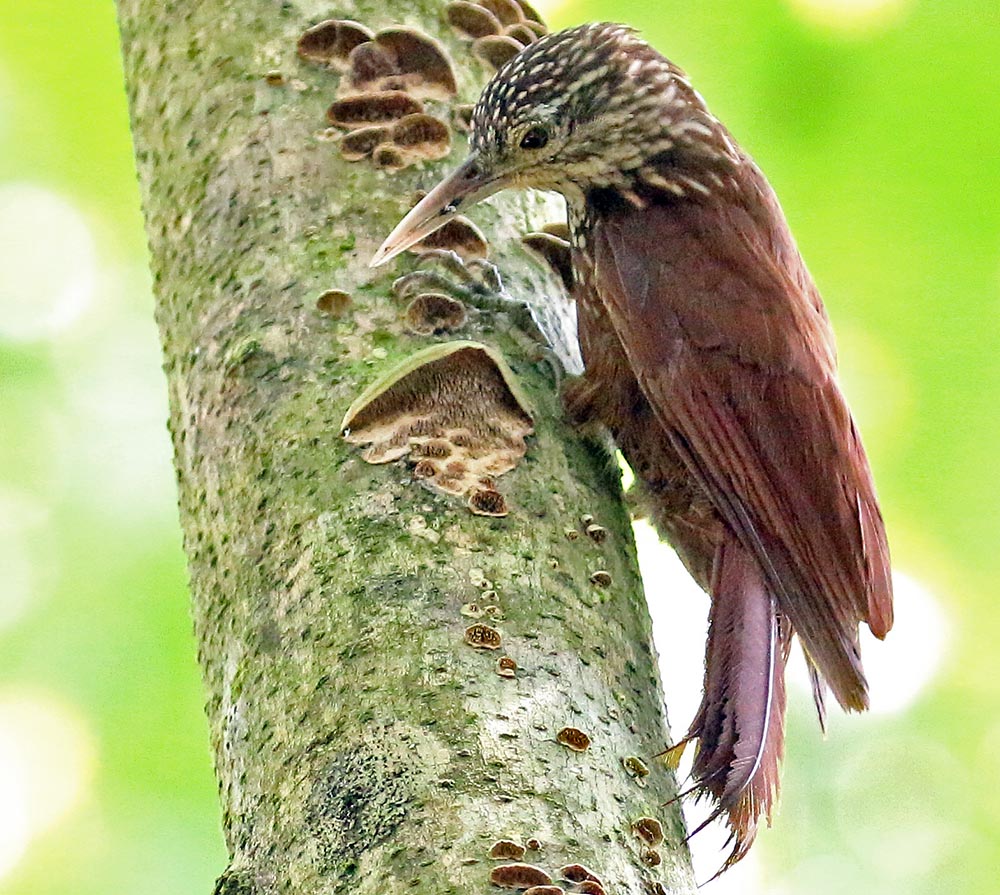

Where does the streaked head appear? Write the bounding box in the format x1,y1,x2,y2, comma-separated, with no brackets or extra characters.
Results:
371,22,731,267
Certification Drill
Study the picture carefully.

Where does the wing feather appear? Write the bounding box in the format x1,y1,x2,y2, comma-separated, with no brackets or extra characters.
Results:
589,187,892,709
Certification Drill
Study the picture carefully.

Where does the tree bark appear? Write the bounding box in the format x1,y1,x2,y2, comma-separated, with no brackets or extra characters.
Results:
116,1,695,892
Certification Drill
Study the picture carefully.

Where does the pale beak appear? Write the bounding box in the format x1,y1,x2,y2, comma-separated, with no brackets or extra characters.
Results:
369,154,507,268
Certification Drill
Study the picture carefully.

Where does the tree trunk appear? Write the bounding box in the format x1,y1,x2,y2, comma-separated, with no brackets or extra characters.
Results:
116,1,694,892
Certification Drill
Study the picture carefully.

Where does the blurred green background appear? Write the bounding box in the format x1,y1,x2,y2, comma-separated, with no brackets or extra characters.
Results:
1,0,997,893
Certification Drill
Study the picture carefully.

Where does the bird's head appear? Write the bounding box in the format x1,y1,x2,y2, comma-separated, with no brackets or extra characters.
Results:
371,22,738,267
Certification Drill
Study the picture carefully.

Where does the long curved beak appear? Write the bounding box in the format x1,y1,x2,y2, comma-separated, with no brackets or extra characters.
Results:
370,154,506,268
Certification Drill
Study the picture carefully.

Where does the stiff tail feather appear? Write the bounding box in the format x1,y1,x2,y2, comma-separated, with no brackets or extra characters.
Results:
666,539,792,875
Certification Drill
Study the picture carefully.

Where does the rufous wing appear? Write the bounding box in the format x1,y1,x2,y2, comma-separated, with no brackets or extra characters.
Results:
589,180,893,711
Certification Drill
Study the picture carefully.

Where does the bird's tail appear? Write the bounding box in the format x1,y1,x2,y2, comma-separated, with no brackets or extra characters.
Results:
665,538,791,874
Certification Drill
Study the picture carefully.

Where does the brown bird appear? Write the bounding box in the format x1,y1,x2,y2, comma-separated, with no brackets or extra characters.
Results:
372,22,893,869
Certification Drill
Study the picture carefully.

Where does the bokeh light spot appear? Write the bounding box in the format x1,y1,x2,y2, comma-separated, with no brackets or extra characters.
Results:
0,692,96,881
787,0,912,34
0,183,96,342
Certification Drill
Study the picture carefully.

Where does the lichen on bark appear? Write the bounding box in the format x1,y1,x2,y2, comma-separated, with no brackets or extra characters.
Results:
116,0,696,892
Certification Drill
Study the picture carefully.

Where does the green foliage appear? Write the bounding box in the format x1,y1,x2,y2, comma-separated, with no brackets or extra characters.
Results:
1,1,998,893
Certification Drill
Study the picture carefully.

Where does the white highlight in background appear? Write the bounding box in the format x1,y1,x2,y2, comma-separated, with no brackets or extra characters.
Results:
0,692,96,881
0,183,96,342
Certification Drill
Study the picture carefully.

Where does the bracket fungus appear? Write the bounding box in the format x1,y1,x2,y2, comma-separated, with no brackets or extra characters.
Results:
489,840,527,860
327,91,425,128
412,216,488,260
521,230,573,293
490,863,554,889
480,0,524,25
446,1,504,39
556,727,592,753
404,293,467,336
471,34,525,70
297,19,374,67
465,623,502,650
348,28,458,100
315,289,352,317
341,341,533,503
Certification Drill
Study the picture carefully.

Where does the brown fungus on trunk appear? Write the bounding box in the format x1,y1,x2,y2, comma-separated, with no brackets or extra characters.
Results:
515,0,547,26
297,19,374,67
489,840,526,860
390,113,451,160
522,888,564,895
490,863,554,889
412,216,488,260
349,28,458,100
465,623,502,650
589,570,612,588
632,816,665,847
404,293,467,335
471,34,525,70
327,91,424,128
556,727,591,753
505,23,539,46
372,143,407,171
315,289,352,316
576,883,607,895
558,865,604,886
339,124,392,161
479,0,524,25
521,231,573,293
341,341,533,502
447,1,504,39
469,487,508,517
496,655,517,677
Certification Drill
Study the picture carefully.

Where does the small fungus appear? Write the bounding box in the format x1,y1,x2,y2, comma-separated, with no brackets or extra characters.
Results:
514,0,546,24
412,458,438,479
632,817,664,847
372,143,408,171
525,838,542,851
349,28,458,99
589,570,612,588
523,19,547,36
505,23,538,45
489,840,526,860
542,221,570,241
413,216,489,260
622,756,650,779
480,0,524,25
556,727,591,752
465,623,502,650
558,865,603,885
316,289,352,317
489,863,553,889
520,231,573,293
404,293,467,336
453,103,476,132
585,524,608,544
461,602,484,618
347,41,398,87
469,487,508,517
472,35,525,70
640,848,662,868
496,655,517,678
341,341,533,498
564,528,579,541
340,124,392,160
576,883,606,895
390,113,452,160
580,513,594,526
327,91,424,128
264,69,285,86
447,1,503,39
523,888,564,895
297,19,374,66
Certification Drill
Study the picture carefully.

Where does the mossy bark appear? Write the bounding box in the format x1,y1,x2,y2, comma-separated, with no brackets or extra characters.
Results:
116,1,695,892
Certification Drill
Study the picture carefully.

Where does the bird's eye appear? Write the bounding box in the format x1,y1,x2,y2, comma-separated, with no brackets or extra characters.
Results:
519,125,550,151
